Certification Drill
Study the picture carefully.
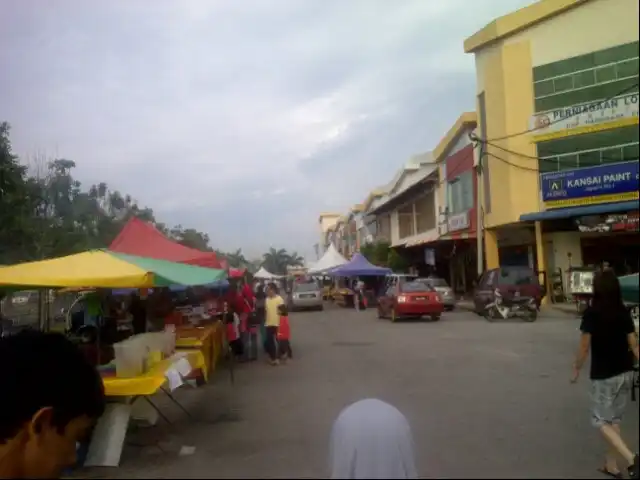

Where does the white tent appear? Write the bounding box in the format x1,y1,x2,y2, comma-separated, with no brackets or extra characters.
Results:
308,244,348,274
254,267,279,279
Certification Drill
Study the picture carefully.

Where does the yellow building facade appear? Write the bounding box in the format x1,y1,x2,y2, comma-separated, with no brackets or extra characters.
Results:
465,0,639,292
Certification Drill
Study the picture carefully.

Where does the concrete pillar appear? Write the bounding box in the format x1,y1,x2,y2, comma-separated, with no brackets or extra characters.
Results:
534,221,549,305
484,228,499,270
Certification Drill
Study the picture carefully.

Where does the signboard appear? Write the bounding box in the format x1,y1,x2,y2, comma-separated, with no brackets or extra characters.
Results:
530,93,639,142
448,211,470,232
540,161,639,208
575,211,639,233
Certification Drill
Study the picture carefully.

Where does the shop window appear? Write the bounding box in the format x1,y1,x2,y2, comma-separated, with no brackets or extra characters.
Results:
533,41,638,82
534,79,554,97
553,76,574,93
397,204,414,239
534,78,638,112
577,151,601,168
415,193,435,234
377,214,391,241
623,144,640,162
573,70,596,89
595,65,617,83
448,171,473,214
617,58,640,79
538,126,639,157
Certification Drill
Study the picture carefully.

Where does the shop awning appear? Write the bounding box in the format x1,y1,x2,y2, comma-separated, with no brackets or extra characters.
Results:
519,201,639,222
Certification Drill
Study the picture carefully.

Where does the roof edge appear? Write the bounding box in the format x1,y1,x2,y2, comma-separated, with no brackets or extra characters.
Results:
433,112,477,163
463,0,590,53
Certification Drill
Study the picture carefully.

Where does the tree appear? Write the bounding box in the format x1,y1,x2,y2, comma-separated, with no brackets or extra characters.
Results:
360,240,408,272
0,121,251,269
0,122,36,264
261,248,304,275
168,225,211,251
226,249,249,268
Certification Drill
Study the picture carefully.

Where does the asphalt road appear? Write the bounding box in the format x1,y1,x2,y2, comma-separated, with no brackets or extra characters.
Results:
103,304,639,479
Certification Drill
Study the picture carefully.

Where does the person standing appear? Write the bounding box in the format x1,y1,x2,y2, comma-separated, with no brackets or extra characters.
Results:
240,279,257,361
254,281,268,353
571,269,639,479
264,283,284,366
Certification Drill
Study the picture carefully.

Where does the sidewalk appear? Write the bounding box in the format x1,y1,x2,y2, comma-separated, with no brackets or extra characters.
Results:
456,299,579,318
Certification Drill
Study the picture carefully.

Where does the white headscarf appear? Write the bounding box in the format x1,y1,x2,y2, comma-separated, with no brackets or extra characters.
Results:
329,398,418,479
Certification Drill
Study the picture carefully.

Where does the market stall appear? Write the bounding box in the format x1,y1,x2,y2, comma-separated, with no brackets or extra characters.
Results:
308,244,347,274
109,217,224,269
0,250,228,468
329,254,391,307
254,267,280,280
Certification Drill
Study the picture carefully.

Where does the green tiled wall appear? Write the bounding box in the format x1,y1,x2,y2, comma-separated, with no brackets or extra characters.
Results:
537,126,639,173
533,41,639,112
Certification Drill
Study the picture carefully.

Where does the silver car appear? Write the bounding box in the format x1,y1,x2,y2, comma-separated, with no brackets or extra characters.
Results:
418,277,456,310
290,282,324,311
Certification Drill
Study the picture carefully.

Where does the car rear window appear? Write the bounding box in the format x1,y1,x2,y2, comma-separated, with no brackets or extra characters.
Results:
293,283,319,293
499,268,536,286
401,281,434,292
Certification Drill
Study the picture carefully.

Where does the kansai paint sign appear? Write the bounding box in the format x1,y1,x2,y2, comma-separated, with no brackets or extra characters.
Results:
540,161,639,208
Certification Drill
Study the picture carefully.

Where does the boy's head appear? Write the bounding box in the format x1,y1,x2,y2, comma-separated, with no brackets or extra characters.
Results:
266,283,278,297
277,304,288,316
0,331,105,479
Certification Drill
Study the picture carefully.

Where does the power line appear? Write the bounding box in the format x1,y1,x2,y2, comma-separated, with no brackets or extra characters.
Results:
473,81,639,143
481,138,639,166
483,151,540,172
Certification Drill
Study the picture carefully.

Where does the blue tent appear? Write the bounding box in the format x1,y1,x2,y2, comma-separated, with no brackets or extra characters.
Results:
329,253,391,277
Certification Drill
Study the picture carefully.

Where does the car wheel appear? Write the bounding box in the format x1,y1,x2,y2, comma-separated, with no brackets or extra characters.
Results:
445,305,454,312
317,305,324,311
430,314,441,322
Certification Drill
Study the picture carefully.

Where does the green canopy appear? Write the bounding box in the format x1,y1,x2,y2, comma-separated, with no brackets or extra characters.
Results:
0,249,227,289
619,274,639,305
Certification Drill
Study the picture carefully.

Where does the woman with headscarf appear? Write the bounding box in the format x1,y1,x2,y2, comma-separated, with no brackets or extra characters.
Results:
329,398,418,479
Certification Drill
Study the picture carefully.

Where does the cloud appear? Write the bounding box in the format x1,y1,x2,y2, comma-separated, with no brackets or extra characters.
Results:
1,0,535,258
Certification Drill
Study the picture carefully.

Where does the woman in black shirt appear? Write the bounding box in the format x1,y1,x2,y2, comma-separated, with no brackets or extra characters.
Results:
572,269,639,479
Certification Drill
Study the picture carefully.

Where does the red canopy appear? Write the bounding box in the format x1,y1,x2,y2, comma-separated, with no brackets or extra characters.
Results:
109,218,223,269
229,268,246,278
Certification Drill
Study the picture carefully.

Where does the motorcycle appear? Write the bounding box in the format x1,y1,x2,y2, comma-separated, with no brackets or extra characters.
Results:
482,288,538,322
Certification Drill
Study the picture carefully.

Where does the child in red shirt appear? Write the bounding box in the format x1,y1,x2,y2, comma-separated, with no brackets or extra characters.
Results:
277,304,292,361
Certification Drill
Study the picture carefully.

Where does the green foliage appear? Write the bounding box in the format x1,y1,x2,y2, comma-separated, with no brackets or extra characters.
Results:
1,122,303,271
0,122,219,265
261,247,304,275
359,240,408,273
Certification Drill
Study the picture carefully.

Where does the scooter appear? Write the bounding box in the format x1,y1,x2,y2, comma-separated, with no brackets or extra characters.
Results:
482,289,538,322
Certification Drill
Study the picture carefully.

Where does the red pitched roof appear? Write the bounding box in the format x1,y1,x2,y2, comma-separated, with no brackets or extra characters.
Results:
109,217,223,269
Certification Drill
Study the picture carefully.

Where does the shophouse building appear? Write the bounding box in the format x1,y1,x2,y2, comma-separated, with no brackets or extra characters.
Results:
432,112,480,294
465,0,639,297
364,153,440,275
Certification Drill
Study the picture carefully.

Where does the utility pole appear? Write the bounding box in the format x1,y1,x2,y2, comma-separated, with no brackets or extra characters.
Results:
470,132,484,276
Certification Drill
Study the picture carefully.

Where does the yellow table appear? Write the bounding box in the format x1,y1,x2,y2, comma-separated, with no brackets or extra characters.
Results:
102,350,205,397
87,351,205,468
175,321,223,380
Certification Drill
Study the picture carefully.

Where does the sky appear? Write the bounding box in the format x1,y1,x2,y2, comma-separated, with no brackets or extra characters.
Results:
1,0,535,260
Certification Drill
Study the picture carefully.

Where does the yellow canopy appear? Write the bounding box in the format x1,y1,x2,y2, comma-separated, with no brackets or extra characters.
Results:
0,250,152,288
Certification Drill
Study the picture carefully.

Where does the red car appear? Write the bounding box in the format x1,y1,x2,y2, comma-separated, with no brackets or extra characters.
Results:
377,281,444,322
